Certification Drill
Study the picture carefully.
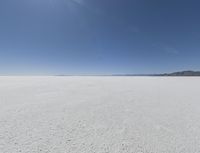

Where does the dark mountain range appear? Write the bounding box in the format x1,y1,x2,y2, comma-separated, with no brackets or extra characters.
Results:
56,71,200,76
159,71,200,76
112,71,200,76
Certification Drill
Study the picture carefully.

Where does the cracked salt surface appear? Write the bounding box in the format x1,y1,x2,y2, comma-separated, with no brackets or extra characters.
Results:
0,76,200,153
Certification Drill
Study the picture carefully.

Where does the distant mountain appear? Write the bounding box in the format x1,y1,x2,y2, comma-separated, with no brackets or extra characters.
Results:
112,71,200,76
160,71,200,76
56,71,200,76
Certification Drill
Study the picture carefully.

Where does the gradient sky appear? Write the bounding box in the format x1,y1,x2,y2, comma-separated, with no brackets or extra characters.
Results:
0,0,200,75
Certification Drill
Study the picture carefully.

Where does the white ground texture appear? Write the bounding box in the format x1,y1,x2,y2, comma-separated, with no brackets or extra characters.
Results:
1,77,200,153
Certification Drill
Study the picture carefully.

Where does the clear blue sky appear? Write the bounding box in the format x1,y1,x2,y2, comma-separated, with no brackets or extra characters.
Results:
0,0,200,75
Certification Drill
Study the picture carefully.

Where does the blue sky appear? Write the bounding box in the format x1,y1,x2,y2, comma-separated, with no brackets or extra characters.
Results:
0,0,200,75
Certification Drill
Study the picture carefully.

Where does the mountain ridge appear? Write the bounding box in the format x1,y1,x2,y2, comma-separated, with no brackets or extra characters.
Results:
112,71,200,76
159,70,200,76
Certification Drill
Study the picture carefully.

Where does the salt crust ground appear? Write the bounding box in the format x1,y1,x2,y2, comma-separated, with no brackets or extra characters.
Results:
0,76,200,153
